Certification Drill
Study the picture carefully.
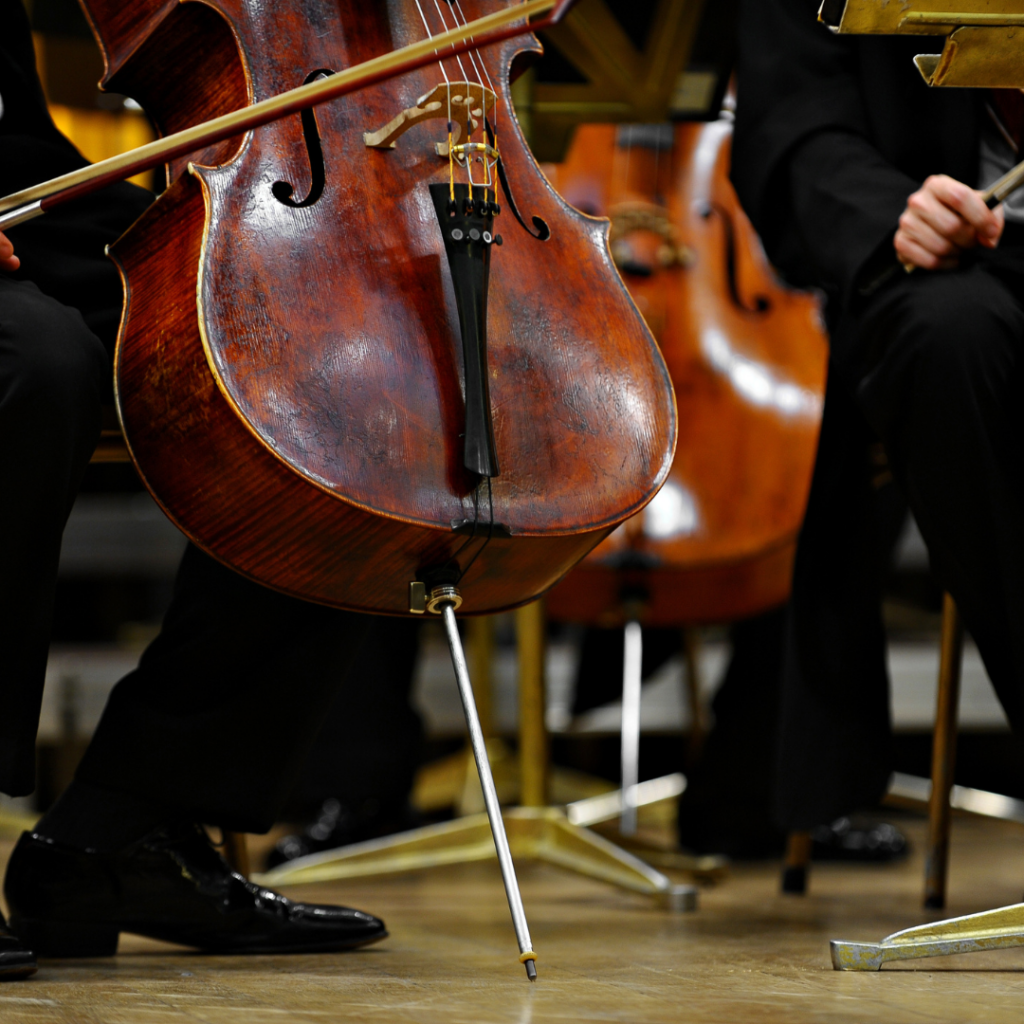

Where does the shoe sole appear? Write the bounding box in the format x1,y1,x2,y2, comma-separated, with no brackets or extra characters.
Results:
12,916,387,958
0,954,39,981
232,928,390,956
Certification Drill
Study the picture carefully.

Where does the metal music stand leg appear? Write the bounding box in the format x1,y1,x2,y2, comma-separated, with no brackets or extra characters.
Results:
831,903,1024,970
620,620,643,836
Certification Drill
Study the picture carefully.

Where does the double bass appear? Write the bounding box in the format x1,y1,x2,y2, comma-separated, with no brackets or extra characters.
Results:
545,114,827,628
540,112,827,833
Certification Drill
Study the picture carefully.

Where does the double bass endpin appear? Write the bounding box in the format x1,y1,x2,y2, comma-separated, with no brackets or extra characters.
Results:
429,583,538,981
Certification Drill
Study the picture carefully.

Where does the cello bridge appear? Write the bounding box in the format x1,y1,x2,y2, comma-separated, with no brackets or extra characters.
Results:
363,81,496,155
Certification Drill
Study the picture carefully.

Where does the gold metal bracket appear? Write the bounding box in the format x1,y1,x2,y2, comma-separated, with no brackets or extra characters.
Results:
821,0,1024,87
913,26,1024,87
831,902,1024,970
363,81,496,152
409,581,427,614
821,1,1024,36
443,141,501,161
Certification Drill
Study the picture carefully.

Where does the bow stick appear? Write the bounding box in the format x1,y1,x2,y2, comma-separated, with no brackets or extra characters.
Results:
0,0,576,230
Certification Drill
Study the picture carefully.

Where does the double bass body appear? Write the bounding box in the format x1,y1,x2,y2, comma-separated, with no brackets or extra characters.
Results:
80,0,676,614
545,118,827,626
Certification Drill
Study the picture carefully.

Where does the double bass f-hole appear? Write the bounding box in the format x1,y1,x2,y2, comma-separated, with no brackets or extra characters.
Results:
697,200,771,315
272,69,335,208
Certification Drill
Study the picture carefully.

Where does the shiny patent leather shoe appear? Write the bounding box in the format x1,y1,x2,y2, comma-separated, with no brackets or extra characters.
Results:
4,826,387,958
266,798,422,869
0,910,37,980
810,817,908,862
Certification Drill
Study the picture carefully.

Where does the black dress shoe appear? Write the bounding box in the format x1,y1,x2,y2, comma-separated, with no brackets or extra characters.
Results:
266,798,422,870
4,826,387,958
0,911,36,980
810,817,908,862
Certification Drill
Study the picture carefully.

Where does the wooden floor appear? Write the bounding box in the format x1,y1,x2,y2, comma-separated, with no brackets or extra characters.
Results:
2,812,1024,1023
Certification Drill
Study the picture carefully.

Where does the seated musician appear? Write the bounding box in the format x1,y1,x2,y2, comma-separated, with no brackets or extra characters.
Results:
0,0,390,979
730,0,1024,836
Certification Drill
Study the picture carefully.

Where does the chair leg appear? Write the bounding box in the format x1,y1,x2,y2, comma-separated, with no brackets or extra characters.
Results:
781,831,812,894
516,600,549,809
924,592,964,909
222,831,251,878
681,628,706,767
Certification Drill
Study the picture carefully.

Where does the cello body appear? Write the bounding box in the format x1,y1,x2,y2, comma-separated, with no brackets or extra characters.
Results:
544,118,827,626
79,0,676,615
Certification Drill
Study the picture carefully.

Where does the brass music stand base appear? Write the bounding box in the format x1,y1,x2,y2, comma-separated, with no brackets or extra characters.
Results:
255,806,697,910
412,740,521,816
831,903,1024,970
413,741,630,816
0,807,38,841
591,826,728,883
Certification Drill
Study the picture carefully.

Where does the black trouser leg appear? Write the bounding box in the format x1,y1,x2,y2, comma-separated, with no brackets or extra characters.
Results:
677,607,787,856
289,615,423,812
773,372,903,831
857,261,1024,733
73,544,378,833
0,279,106,797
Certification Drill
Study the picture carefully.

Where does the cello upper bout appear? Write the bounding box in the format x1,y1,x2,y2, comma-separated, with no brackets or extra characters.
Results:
82,0,251,188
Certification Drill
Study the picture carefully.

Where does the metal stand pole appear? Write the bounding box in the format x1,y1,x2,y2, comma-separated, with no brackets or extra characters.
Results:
440,601,538,981
516,600,549,807
620,620,642,836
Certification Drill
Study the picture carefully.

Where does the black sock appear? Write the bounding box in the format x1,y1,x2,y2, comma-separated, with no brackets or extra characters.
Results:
34,780,173,852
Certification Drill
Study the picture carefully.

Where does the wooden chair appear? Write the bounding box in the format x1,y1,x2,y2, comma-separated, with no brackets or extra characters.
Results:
92,405,131,463
782,592,964,908
88,411,250,875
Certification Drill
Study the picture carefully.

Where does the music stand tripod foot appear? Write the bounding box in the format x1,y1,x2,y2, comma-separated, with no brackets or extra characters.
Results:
831,902,1024,970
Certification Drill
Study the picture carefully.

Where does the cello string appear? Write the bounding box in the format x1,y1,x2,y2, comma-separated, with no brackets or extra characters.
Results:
451,0,499,195
450,1,492,117
433,0,473,89
653,131,662,205
456,478,495,584
453,1,497,108
413,0,457,196
433,0,480,187
413,0,450,87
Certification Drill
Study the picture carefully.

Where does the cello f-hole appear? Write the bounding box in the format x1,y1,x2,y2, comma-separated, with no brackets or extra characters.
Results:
272,69,334,209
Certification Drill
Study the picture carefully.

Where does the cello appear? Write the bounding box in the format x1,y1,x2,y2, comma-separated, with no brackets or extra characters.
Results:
1,0,676,978
63,0,676,620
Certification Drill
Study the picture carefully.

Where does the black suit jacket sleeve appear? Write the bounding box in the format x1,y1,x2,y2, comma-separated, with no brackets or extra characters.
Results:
787,129,915,299
0,0,152,353
730,0,964,302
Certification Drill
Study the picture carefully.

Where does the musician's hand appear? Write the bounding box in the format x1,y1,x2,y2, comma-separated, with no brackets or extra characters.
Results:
894,174,1003,271
0,231,19,272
